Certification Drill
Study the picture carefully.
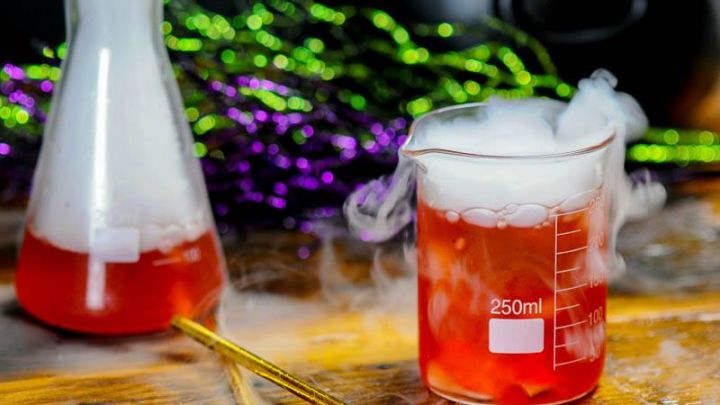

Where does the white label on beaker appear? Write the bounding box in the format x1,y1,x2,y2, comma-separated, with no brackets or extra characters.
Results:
91,227,140,263
489,318,544,354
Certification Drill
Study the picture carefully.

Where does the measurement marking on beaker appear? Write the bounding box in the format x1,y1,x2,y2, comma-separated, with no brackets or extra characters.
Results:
553,215,558,370
555,340,579,348
553,210,590,370
555,357,588,367
557,207,589,216
153,257,182,266
556,319,588,330
557,283,588,293
556,303,580,312
557,266,580,274
557,245,588,255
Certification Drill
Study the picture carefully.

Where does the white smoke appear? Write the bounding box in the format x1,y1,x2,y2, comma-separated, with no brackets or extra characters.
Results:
30,0,212,259
210,70,670,403
343,157,416,243
344,70,666,266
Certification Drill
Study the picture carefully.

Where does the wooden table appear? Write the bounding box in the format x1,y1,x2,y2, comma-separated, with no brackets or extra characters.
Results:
0,231,719,404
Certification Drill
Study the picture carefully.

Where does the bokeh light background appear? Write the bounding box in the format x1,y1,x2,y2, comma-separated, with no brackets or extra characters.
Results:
1,0,720,236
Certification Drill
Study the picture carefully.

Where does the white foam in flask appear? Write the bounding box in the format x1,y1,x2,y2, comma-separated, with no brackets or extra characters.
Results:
28,0,212,261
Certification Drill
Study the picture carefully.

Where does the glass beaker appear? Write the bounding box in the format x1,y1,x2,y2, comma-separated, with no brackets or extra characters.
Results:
14,0,226,335
403,104,616,404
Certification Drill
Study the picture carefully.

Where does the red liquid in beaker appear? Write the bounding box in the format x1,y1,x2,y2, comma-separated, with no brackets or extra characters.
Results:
15,228,225,335
417,198,607,404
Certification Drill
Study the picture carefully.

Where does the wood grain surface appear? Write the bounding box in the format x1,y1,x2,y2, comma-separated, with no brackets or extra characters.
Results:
0,236,718,404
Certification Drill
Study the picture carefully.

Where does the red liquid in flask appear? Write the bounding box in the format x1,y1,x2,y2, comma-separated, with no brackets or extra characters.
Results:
15,227,225,335
417,196,607,405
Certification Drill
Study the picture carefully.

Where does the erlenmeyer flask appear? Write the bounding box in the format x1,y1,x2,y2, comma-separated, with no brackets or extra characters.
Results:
15,0,226,335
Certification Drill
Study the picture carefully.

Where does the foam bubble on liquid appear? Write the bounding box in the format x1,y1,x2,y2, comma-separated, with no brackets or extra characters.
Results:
345,69,665,241
29,0,211,256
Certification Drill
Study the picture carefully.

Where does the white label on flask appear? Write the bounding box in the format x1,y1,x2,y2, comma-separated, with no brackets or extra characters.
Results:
489,318,544,354
91,227,140,263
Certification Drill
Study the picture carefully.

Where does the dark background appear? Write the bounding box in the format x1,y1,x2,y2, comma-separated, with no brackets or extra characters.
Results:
3,0,719,128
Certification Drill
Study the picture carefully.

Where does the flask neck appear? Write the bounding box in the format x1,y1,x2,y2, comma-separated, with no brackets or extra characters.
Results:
67,0,163,43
